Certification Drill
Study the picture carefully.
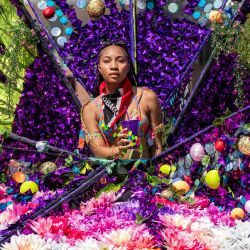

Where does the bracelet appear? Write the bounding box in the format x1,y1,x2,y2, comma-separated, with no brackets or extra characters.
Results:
152,123,165,134
85,132,102,143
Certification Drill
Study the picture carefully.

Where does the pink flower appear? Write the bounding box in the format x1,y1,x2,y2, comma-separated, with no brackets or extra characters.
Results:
102,224,156,249
159,214,194,230
80,192,117,215
28,217,53,237
160,228,209,250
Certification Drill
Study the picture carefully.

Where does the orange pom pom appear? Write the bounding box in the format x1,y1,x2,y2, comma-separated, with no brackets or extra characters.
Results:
12,171,26,183
231,208,245,219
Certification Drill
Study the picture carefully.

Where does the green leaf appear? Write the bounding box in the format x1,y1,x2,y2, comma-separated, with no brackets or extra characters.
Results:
135,213,145,225
65,154,73,166
96,183,122,197
0,172,7,182
243,123,250,131
147,164,155,175
225,108,232,116
212,117,224,127
162,178,171,185
73,149,80,155
146,175,161,186
201,155,210,166
0,130,9,139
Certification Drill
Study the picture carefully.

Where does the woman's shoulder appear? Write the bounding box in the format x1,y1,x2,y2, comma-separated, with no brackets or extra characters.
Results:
82,96,101,114
136,87,158,101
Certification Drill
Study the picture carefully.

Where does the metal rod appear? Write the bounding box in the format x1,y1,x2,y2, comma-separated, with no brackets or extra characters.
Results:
9,132,85,159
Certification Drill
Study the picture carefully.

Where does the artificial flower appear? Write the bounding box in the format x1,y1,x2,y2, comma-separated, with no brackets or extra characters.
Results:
1,234,50,250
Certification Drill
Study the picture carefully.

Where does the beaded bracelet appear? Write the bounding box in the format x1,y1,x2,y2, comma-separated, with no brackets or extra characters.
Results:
85,132,102,143
153,123,165,134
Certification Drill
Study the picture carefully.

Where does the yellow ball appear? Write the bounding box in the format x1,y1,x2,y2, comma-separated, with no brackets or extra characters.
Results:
205,170,220,189
159,164,171,175
209,10,222,23
231,208,245,219
172,180,190,195
20,181,39,194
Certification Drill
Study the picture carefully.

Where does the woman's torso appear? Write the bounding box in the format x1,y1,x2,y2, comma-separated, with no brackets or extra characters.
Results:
95,87,153,159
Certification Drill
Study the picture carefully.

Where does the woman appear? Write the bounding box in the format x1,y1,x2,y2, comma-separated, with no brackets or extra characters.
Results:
81,42,163,159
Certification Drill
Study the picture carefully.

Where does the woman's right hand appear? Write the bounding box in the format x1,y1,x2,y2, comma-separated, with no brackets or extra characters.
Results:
112,128,134,157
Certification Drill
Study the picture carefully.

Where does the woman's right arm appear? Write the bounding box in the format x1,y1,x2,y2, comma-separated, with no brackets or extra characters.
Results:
82,102,132,159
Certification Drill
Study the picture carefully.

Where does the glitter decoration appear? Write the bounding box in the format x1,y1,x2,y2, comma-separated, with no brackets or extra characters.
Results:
168,2,179,13
76,0,87,9
55,9,63,17
47,0,55,7
213,0,223,9
198,17,208,26
57,36,67,46
136,0,146,10
37,0,47,10
51,26,62,36
198,0,206,8
204,3,213,12
65,26,73,35
48,15,57,22
87,0,105,18
60,16,68,24
193,10,201,19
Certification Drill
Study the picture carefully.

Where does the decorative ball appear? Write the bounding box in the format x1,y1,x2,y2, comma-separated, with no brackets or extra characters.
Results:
205,170,220,189
40,161,57,174
43,7,55,18
20,181,39,194
161,189,173,198
87,0,105,18
172,180,190,195
214,139,226,152
12,171,26,183
238,136,250,156
209,10,222,23
244,200,250,213
8,159,20,168
159,164,171,175
231,208,245,219
190,143,205,162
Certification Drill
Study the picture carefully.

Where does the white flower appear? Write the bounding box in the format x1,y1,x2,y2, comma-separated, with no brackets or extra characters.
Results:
102,227,133,246
70,237,112,250
1,234,51,250
44,238,71,250
190,217,214,233
211,221,250,250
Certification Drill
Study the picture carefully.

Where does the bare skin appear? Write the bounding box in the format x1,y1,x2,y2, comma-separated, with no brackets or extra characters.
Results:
82,45,163,159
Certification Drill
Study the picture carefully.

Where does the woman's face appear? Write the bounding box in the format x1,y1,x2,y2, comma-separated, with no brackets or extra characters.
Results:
98,45,130,85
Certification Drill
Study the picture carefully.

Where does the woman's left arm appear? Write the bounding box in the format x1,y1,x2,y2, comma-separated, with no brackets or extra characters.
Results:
145,89,163,157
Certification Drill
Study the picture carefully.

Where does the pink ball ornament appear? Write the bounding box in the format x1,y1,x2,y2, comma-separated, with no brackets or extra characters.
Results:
189,143,205,162
244,200,250,213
